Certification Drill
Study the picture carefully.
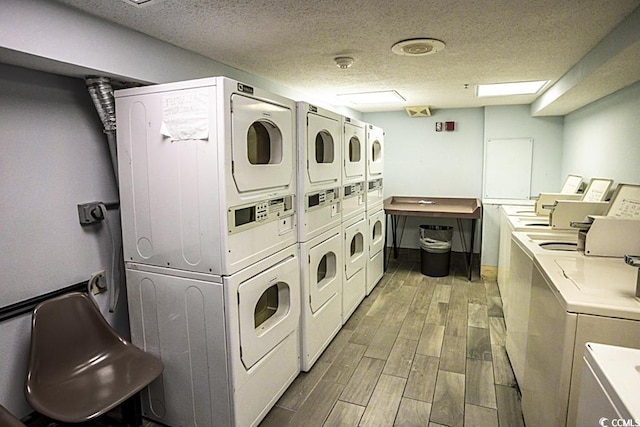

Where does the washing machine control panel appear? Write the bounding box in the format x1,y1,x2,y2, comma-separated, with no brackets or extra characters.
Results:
305,188,340,211
229,194,295,234
343,182,364,199
368,178,383,191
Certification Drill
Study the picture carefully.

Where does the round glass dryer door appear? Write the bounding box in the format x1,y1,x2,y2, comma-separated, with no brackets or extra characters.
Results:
306,113,341,185
231,94,293,193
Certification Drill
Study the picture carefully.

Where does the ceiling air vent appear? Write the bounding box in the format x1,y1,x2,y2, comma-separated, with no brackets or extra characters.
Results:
121,0,163,7
405,106,431,117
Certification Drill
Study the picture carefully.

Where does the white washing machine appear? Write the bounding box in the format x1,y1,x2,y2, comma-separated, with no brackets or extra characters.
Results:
341,116,366,221
125,245,301,427
498,208,576,318
521,254,640,427
505,231,579,388
298,227,343,371
342,211,367,323
576,343,640,425
366,206,385,295
296,102,342,242
365,123,384,211
115,77,297,276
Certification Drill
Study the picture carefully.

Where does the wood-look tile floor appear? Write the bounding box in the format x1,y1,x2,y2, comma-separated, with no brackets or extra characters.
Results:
259,254,525,427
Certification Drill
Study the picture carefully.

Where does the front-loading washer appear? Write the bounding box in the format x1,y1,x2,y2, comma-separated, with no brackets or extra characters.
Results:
366,206,385,295
298,226,343,371
365,123,384,211
296,102,342,242
341,116,366,222
115,77,297,276
342,211,367,323
125,245,301,427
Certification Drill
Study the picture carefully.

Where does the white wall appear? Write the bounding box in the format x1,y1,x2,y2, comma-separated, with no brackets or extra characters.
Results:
563,81,640,186
363,108,484,252
0,63,128,417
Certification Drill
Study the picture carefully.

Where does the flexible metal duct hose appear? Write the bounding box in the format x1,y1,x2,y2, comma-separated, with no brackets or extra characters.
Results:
86,76,116,131
86,76,118,185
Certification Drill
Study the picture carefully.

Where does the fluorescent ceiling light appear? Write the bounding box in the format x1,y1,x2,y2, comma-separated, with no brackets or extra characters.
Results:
476,81,547,97
337,90,406,104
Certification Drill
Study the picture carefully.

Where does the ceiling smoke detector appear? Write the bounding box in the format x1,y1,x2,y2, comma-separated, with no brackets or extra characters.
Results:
334,56,355,69
391,38,445,56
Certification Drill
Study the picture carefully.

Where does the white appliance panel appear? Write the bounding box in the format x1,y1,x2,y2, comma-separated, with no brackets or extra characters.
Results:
230,93,294,193
521,262,577,427
342,117,366,183
299,227,343,371
366,124,384,179
342,213,367,323
305,108,341,186
307,230,342,313
237,253,300,369
125,266,231,427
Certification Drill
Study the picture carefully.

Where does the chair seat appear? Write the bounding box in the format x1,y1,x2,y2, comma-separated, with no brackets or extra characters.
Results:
25,292,163,424
28,344,163,423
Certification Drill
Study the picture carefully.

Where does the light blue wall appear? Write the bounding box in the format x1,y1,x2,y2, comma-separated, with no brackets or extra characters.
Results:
363,108,485,252
484,105,564,196
481,105,564,266
563,81,640,187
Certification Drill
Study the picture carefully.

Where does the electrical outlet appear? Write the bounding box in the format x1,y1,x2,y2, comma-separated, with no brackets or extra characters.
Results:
78,202,105,226
88,270,107,295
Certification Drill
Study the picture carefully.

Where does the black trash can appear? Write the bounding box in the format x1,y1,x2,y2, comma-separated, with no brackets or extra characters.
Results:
419,225,453,277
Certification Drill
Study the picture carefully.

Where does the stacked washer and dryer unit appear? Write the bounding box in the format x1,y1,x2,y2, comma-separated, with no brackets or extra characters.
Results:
365,124,385,294
115,77,301,427
341,117,370,323
296,103,344,371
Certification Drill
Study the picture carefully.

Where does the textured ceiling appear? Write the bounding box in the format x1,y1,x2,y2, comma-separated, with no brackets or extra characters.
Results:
53,0,640,114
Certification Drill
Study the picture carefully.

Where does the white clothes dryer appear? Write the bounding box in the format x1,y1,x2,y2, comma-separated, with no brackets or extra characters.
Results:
115,77,297,276
296,102,342,242
125,245,301,427
342,211,367,324
365,123,384,211
366,206,385,295
298,226,343,371
342,116,366,221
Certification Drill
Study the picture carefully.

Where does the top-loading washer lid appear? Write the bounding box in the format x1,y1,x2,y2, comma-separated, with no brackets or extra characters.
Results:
543,256,640,319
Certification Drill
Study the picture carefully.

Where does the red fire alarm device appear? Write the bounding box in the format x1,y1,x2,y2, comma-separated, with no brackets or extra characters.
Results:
445,121,455,131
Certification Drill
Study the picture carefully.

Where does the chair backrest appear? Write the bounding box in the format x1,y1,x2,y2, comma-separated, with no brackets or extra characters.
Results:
27,292,126,384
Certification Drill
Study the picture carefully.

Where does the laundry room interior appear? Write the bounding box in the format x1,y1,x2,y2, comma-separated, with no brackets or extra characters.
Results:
2,1,640,426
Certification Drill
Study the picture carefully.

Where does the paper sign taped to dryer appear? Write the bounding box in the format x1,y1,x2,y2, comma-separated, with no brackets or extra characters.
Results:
161,90,209,141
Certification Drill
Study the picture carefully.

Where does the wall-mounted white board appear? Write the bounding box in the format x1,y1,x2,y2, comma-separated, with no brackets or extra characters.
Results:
484,138,533,199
